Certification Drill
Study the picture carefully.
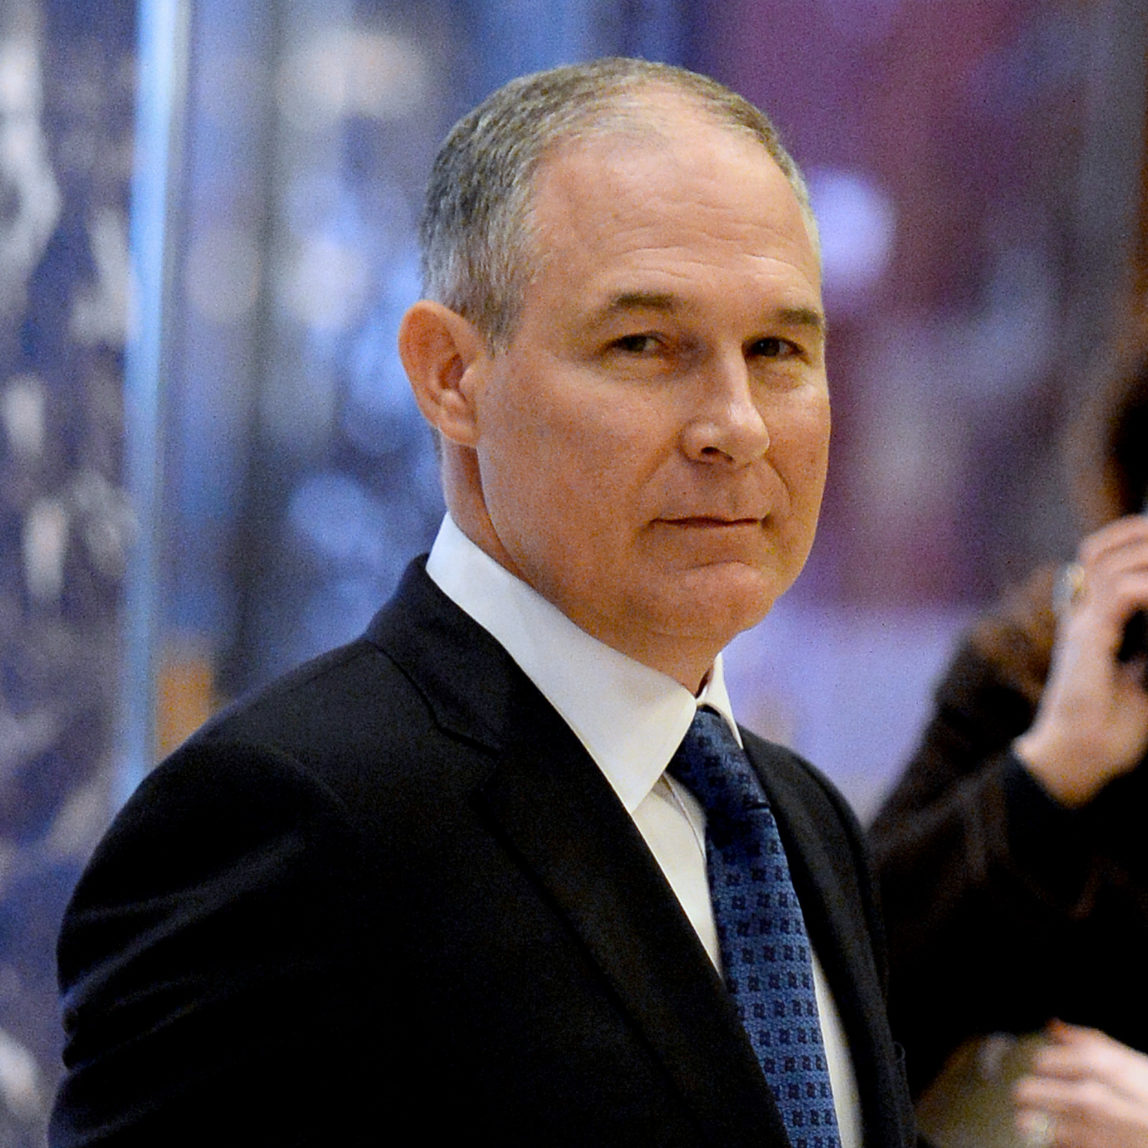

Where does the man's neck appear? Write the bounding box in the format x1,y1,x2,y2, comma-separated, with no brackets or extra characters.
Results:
439,504,723,692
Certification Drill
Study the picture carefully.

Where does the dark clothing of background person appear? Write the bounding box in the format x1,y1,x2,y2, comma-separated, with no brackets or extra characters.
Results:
868,566,1148,1096
870,332,1148,1109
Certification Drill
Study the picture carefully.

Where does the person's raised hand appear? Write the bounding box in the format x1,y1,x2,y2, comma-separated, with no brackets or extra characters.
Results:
1014,514,1148,807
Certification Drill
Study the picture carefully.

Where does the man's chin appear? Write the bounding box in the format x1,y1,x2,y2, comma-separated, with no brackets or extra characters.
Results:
647,567,782,642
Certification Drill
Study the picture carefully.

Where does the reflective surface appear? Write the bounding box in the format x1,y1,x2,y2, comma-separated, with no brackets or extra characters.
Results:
0,2,135,1142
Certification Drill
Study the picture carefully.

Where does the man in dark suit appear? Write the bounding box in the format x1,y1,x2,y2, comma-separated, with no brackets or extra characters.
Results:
51,58,914,1146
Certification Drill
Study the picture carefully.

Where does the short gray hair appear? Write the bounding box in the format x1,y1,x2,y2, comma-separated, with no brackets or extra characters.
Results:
418,57,816,351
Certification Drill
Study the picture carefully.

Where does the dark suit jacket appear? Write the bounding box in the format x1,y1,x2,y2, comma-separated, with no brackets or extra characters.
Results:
52,560,914,1146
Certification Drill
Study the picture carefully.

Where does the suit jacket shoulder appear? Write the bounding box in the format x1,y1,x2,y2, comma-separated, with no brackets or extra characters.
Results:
52,559,914,1147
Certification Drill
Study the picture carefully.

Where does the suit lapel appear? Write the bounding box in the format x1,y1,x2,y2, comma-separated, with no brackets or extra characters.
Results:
369,562,788,1145
475,692,789,1147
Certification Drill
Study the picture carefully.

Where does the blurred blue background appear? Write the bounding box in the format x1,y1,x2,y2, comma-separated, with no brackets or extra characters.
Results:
2,0,1146,1142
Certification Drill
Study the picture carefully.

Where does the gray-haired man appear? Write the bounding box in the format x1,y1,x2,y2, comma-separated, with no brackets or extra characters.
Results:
53,59,914,1147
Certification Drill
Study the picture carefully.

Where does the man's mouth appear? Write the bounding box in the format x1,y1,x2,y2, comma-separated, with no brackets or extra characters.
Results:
659,516,765,528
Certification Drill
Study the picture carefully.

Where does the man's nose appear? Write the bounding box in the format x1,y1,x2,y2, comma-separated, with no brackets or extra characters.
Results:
680,355,770,466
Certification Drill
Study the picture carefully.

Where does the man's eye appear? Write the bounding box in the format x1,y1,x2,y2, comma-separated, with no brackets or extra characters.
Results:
612,334,660,354
750,336,798,358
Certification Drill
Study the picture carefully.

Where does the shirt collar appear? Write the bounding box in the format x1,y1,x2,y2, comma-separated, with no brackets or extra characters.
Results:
425,514,740,814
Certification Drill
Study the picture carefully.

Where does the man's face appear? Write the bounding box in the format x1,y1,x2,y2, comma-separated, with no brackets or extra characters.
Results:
460,102,830,687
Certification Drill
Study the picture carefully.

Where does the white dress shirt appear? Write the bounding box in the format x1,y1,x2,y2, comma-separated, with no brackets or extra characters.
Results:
426,514,860,1145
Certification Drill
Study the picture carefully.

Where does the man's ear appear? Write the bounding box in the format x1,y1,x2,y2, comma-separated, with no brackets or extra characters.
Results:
398,300,488,447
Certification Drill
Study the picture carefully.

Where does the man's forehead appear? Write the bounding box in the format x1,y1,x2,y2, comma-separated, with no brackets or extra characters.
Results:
531,111,805,247
530,160,820,296
532,131,789,241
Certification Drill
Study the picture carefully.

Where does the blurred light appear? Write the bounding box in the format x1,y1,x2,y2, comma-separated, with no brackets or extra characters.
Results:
807,166,896,315
0,33,62,309
277,29,429,132
0,1027,43,1121
2,376,45,459
73,470,135,579
185,224,262,323
70,207,131,344
0,37,37,106
23,498,68,605
279,233,370,332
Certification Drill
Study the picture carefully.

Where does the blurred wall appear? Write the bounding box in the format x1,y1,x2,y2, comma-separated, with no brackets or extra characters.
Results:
0,1,135,1143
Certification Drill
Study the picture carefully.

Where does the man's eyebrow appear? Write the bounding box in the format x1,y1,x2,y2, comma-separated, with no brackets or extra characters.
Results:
776,305,827,336
583,293,828,337
598,291,680,317
573,291,681,335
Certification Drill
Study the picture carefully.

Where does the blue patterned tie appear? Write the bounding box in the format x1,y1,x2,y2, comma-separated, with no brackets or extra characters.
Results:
669,707,841,1148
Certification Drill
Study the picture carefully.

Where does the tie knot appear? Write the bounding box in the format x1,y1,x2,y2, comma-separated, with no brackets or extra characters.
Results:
667,708,769,839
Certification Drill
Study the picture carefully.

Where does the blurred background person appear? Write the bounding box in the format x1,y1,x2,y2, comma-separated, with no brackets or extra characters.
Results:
870,332,1148,1146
